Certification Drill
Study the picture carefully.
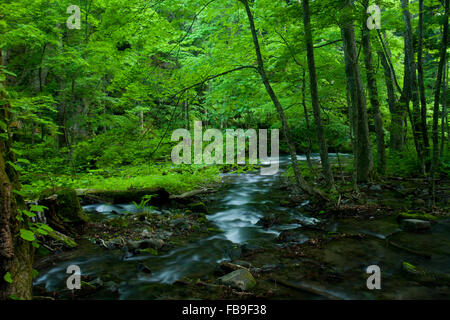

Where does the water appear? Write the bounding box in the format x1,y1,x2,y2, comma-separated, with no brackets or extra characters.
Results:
35,155,324,298
36,153,450,300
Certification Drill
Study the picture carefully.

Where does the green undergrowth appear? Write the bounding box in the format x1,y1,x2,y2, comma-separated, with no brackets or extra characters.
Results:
21,163,221,199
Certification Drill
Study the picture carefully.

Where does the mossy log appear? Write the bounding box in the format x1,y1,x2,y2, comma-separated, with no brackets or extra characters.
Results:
39,188,88,236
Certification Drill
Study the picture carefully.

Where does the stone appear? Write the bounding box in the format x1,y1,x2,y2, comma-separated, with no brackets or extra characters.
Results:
369,184,383,191
217,269,256,291
187,202,208,214
126,238,165,251
137,263,152,274
399,219,432,233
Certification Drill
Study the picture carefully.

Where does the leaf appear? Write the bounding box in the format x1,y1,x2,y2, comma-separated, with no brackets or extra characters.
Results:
3,272,12,284
22,210,36,218
30,204,47,212
6,161,23,172
17,158,31,165
39,224,53,232
19,229,36,242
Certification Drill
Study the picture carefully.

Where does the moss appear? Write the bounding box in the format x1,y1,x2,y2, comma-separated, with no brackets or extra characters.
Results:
397,212,438,222
187,202,208,214
41,187,89,224
47,230,78,248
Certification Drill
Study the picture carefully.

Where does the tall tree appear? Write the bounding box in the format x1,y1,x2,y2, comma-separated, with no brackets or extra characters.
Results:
361,0,386,175
0,48,34,300
401,0,426,173
430,0,449,200
417,0,430,153
441,60,448,156
239,0,326,200
340,0,373,183
376,30,405,151
301,0,335,189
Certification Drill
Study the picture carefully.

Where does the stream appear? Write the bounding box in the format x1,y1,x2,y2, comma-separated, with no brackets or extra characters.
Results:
34,154,450,300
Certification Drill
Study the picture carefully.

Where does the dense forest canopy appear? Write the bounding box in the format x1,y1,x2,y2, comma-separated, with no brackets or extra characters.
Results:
0,0,448,300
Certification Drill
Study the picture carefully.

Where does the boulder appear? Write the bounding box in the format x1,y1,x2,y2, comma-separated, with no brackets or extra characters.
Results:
217,269,256,291
399,219,432,233
126,238,165,251
187,202,208,214
39,187,88,235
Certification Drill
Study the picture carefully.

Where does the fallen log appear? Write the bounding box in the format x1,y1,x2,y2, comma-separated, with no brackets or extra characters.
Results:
76,188,170,205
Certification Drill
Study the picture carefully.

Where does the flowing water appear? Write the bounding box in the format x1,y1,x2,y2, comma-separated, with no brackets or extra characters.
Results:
34,155,320,298
34,154,450,299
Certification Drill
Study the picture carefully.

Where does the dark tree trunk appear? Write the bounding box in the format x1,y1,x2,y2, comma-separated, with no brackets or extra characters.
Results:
430,0,449,201
340,0,373,183
418,0,430,152
401,0,426,173
361,0,386,175
378,50,403,151
302,0,335,189
301,70,316,178
0,49,34,300
441,61,448,156
240,0,326,200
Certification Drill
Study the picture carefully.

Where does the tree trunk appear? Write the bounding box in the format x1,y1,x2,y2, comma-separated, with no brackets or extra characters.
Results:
401,0,426,173
340,0,373,183
301,70,316,178
362,0,386,175
378,50,403,151
417,0,430,153
430,0,449,201
302,0,335,189
240,0,326,200
184,100,190,130
441,60,448,156
0,49,34,300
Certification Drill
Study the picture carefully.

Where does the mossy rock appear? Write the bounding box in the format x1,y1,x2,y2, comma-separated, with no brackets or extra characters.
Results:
39,188,88,235
397,212,438,222
217,269,256,291
47,230,78,248
187,202,208,214
401,261,450,285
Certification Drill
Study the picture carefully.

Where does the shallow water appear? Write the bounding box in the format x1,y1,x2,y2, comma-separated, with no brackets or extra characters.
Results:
34,154,450,300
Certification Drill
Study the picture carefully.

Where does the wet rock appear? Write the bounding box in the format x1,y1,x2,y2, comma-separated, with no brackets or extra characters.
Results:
217,269,256,291
104,281,119,293
276,228,309,243
401,262,425,277
369,184,383,191
39,187,88,235
187,202,208,214
141,229,152,238
172,218,190,230
256,212,291,228
233,260,252,268
137,263,152,274
260,264,281,273
241,244,264,256
126,238,165,251
399,219,431,233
